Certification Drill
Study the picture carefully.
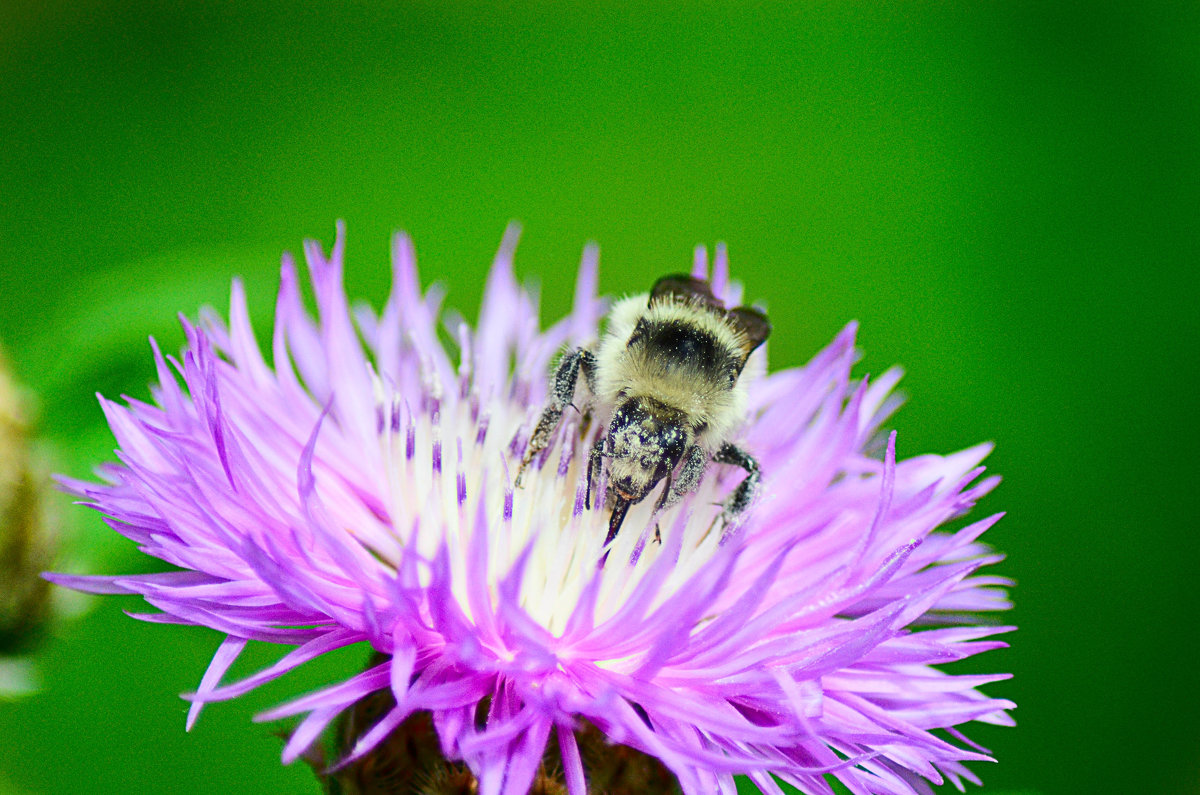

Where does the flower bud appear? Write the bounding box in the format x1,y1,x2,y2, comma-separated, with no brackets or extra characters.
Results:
0,346,58,696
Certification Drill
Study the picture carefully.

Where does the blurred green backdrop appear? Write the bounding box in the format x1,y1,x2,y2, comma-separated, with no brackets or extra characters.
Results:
1,2,1196,793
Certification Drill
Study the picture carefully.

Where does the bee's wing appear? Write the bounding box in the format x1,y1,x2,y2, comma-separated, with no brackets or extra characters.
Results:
728,306,771,357
649,274,723,310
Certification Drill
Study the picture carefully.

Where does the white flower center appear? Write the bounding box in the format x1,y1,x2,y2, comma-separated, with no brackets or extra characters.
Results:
372,373,733,638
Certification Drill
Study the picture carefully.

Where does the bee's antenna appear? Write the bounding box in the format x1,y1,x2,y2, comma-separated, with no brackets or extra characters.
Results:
605,497,632,546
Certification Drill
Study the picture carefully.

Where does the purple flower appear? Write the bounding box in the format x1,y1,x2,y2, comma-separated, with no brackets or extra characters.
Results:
51,223,1013,794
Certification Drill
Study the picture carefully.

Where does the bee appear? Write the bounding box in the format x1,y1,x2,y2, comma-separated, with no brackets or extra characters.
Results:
516,273,770,544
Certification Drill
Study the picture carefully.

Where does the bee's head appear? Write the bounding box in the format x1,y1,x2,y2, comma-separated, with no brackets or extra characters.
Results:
605,396,689,503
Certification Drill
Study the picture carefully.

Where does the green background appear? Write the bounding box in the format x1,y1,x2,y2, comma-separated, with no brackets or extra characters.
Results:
1,2,1196,793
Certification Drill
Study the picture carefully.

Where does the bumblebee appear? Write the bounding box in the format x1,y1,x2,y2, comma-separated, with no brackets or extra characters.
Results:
518,274,770,544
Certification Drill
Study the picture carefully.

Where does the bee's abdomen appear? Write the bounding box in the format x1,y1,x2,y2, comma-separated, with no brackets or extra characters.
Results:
628,319,739,387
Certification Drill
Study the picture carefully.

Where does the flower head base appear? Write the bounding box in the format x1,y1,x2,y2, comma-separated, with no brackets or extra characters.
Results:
52,224,1013,794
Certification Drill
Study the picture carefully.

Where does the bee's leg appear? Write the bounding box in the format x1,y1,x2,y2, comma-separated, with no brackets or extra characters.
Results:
578,349,598,394
712,443,761,524
585,434,605,510
516,348,596,487
654,444,707,512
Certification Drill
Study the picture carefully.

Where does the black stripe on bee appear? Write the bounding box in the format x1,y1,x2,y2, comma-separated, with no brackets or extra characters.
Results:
627,318,740,387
